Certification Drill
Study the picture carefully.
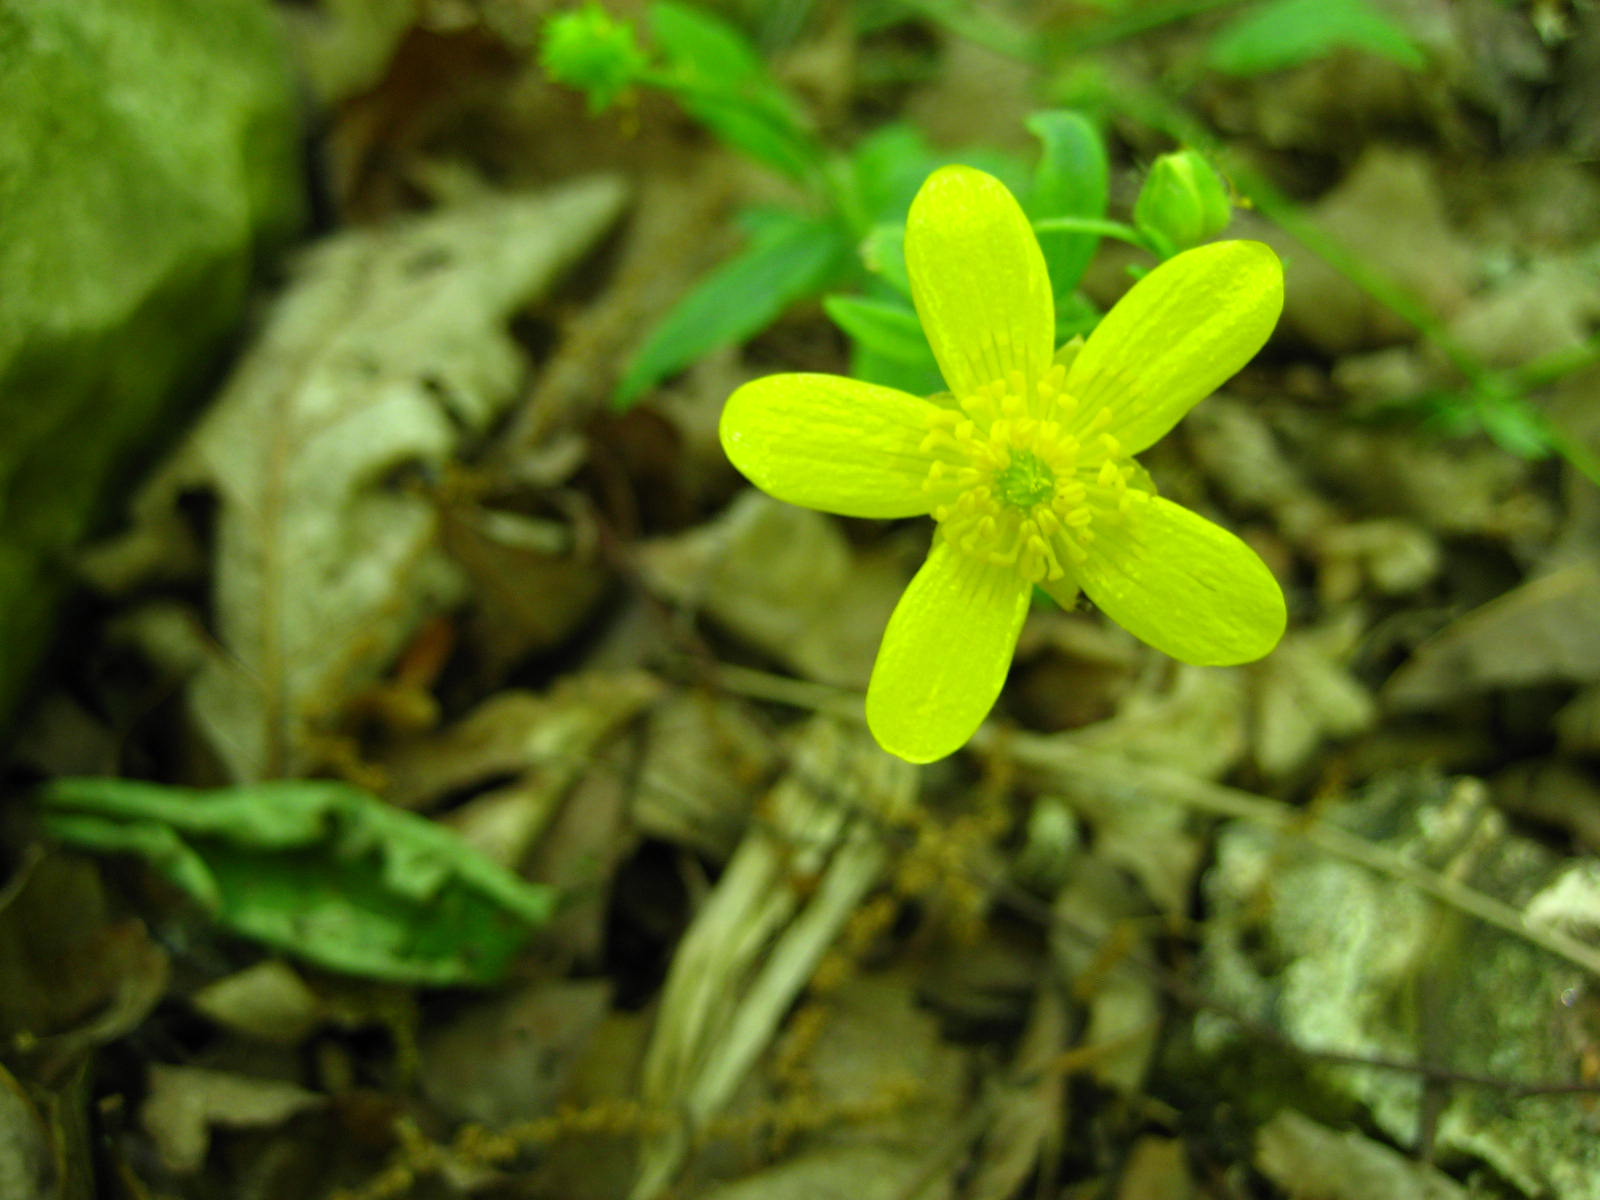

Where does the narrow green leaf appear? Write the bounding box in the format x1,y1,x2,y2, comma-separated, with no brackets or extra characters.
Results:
1207,0,1425,76
850,341,945,396
822,293,933,367
860,223,911,296
648,1,820,179
1025,110,1109,300
616,214,850,408
849,123,939,222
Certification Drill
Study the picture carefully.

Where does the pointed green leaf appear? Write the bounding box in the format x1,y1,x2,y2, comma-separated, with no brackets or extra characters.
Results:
1026,110,1109,301
616,213,851,408
822,293,935,367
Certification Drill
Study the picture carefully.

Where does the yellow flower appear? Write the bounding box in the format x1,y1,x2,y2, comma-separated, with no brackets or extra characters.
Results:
720,165,1286,764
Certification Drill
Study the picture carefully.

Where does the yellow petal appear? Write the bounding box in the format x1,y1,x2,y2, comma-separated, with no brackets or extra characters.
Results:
720,374,937,518
866,539,1032,763
1066,240,1282,454
906,166,1054,400
1075,494,1285,665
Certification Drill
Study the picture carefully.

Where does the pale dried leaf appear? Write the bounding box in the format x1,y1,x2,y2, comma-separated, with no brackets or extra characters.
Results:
421,979,612,1126
1256,1110,1468,1200
1386,560,1600,708
84,177,627,779
190,961,323,1044
632,720,916,1200
965,985,1068,1200
638,492,904,689
141,1065,322,1174
1253,618,1377,781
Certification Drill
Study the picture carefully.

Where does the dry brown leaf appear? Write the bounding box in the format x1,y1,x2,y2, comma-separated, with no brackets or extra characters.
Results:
632,720,916,1200
82,177,627,780
1252,617,1377,781
141,1065,323,1174
1255,147,1474,355
633,692,778,862
1256,1110,1467,1200
964,985,1068,1200
420,979,612,1126
190,961,324,1045
1386,559,1600,708
637,492,906,689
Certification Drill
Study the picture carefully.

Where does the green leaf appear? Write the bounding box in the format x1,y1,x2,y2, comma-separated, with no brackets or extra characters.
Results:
822,293,933,367
1025,110,1109,300
616,212,851,408
648,1,820,179
39,778,558,986
850,341,945,395
1476,390,1553,460
1207,0,1425,76
848,123,939,224
859,222,911,296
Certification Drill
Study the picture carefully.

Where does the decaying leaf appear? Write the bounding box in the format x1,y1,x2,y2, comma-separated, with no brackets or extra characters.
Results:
1386,559,1600,707
964,985,1068,1200
631,719,916,1199
1252,617,1377,781
0,1062,58,1200
1256,1110,1467,1200
81,176,628,780
637,491,906,689
632,691,778,861
0,850,168,1073
420,979,612,1127
189,961,326,1045
141,1064,323,1175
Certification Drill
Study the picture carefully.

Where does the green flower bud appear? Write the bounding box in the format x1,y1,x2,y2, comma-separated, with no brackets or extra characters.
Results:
1133,150,1234,253
540,4,649,113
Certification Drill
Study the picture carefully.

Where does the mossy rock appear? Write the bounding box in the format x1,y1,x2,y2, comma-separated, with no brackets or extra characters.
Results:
0,0,304,733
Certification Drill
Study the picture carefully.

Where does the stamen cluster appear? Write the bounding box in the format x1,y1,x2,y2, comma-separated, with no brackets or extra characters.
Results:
920,364,1145,585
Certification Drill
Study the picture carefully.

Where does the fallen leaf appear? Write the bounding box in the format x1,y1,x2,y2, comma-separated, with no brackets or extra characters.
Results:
632,720,917,1199
1256,1110,1468,1200
81,176,628,780
1385,560,1600,707
420,979,612,1126
141,1065,323,1174
1253,618,1377,781
190,961,325,1045
638,492,906,689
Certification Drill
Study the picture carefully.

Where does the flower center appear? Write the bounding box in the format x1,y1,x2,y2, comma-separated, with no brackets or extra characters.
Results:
919,364,1148,584
995,450,1056,510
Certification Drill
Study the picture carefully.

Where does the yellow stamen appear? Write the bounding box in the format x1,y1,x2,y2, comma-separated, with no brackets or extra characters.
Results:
921,369,1139,584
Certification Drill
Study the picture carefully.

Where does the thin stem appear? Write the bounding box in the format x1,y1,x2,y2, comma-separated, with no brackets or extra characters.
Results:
1032,216,1154,252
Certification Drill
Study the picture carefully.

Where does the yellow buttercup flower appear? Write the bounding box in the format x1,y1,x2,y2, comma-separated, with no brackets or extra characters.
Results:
720,165,1286,763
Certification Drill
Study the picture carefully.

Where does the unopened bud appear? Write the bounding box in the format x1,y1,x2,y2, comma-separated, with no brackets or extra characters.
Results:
1133,150,1233,252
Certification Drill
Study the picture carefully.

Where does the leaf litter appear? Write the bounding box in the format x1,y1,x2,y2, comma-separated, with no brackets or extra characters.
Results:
8,1,1600,1199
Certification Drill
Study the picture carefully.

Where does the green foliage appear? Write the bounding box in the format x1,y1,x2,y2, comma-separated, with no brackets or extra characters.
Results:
39,778,557,986
1133,148,1233,255
823,293,934,368
648,0,821,180
539,3,650,112
539,3,1124,407
1206,0,1425,76
615,209,852,406
1025,110,1109,303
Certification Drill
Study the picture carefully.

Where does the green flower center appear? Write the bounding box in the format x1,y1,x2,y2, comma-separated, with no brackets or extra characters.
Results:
918,365,1148,584
994,450,1056,510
